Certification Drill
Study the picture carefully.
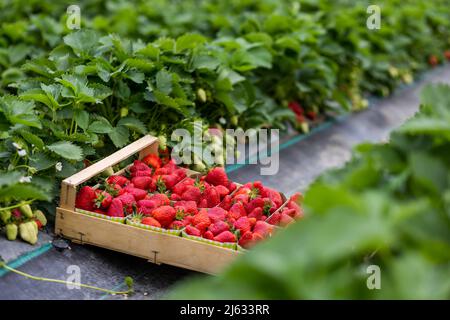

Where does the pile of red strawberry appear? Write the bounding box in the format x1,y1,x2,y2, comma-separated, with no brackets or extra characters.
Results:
74,154,304,249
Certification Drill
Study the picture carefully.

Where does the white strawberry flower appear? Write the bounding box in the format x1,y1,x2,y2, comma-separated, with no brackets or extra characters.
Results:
55,162,63,172
17,149,27,157
19,176,32,183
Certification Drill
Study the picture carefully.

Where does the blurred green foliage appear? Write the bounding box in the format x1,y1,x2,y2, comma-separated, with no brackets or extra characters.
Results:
168,84,450,299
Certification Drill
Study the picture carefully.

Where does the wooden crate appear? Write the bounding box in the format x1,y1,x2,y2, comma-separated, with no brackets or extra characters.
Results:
55,135,240,274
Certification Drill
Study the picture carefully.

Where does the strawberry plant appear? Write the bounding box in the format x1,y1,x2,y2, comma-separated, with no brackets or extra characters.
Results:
168,84,450,299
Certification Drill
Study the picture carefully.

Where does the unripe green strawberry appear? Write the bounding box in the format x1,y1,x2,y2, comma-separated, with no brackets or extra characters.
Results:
120,107,129,117
33,210,47,227
0,210,11,224
158,135,167,150
19,204,33,218
19,221,38,245
6,224,18,241
101,167,115,178
197,88,207,102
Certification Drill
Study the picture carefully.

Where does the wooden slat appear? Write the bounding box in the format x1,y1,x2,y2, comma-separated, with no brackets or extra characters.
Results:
56,208,240,274
63,135,158,187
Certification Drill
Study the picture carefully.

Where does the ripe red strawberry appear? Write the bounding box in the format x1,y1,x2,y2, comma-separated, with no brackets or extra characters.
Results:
152,205,176,228
107,199,125,217
141,217,161,228
238,231,254,249
253,221,274,238
75,186,96,211
234,193,249,205
213,231,236,243
181,186,202,203
172,178,194,195
115,193,135,214
266,188,283,209
282,208,297,218
198,199,208,208
142,154,162,170
154,167,170,175
267,212,281,225
245,198,265,214
130,160,150,172
228,202,246,220
161,174,180,190
131,176,152,190
94,190,113,209
215,185,230,199
35,219,43,229
162,159,178,173
228,182,237,193
169,220,184,230
106,175,129,187
181,215,193,226
219,195,233,210
171,193,181,201
137,199,157,209
208,220,230,236
207,207,227,223
131,169,152,178
202,186,220,207
203,230,214,240
123,186,147,200
105,183,122,197
138,206,154,216
174,201,198,215
248,207,263,220
234,216,252,235
147,193,170,206
279,213,295,227
195,221,210,234
173,168,187,180
429,55,439,67
185,225,201,237
445,50,450,61
192,209,211,227
205,167,229,186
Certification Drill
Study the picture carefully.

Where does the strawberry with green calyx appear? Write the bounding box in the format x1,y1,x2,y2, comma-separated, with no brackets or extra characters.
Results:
174,201,198,215
175,208,186,221
146,193,170,206
204,167,229,187
141,216,161,228
213,231,236,243
75,186,97,211
128,213,144,224
107,199,125,217
169,220,184,230
155,176,167,194
106,175,129,187
152,206,176,228
185,225,201,237
94,190,113,209
104,183,122,197
142,154,162,171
